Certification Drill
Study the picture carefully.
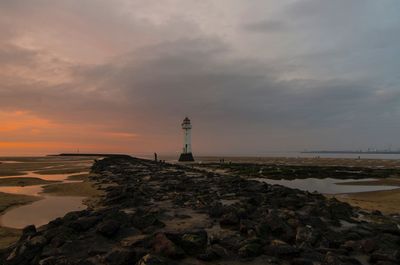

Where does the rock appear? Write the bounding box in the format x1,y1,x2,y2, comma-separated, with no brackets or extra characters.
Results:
219,212,239,226
323,252,341,265
256,212,295,242
27,236,47,248
69,216,100,231
97,220,120,237
197,243,230,261
39,256,70,265
152,233,185,259
371,250,400,263
103,247,140,265
136,254,170,265
296,226,318,247
265,240,299,257
326,199,353,220
342,240,358,251
238,241,262,258
209,202,226,218
360,238,376,253
21,225,36,239
176,230,208,255
131,214,165,231
291,258,314,265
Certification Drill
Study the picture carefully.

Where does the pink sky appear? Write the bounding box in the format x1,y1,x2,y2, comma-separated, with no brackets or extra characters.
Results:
1,1,400,155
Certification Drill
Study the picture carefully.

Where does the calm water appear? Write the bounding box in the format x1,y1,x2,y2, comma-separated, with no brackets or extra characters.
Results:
252,177,400,194
0,169,88,229
136,152,400,161
0,196,86,228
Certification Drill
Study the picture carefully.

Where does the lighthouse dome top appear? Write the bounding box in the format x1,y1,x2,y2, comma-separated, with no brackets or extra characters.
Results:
182,117,192,129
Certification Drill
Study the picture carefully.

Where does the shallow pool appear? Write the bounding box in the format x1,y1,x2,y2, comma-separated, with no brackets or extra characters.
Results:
0,196,86,228
252,177,400,194
0,168,89,229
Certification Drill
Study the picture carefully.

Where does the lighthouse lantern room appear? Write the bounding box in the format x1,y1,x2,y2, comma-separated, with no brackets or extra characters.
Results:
178,117,195,162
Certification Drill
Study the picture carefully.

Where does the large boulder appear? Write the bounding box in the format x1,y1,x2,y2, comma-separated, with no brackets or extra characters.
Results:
96,220,121,238
152,233,185,259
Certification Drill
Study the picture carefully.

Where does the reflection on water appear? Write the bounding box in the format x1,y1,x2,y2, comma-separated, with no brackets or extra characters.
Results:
0,172,85,196
0,185,43,196
0,171,87,181
0,163,90,229
252,177,400,194
0,196,86,228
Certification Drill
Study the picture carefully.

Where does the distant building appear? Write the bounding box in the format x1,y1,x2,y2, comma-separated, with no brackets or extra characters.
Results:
178,117,195,162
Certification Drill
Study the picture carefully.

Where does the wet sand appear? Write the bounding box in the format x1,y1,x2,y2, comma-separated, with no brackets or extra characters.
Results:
197,156,400,168
0,156,98,249
198,157,400,214
0,177,60,187
333,188,400,215
0,192,41,249
41,181,102,197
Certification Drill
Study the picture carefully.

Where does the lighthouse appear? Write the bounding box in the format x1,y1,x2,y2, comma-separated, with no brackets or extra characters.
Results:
178,117,195,162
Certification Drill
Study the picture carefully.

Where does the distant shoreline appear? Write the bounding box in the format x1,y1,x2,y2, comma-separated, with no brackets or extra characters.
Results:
302,150,400,155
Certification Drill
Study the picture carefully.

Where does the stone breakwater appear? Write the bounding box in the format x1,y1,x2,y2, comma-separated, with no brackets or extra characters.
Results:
1,156,400,265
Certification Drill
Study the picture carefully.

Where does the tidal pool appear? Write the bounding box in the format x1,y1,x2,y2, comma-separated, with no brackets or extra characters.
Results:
0,171,87,181
0,196,86,228
0,164,90,229
252,177,400,194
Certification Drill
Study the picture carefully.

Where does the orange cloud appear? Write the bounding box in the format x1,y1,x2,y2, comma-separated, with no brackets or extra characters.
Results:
0,110,142,155
0,110,53,132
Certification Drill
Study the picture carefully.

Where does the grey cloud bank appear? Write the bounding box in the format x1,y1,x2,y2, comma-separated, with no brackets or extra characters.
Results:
0,0,399,154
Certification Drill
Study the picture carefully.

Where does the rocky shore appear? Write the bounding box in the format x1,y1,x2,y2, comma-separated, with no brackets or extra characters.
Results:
1,156,400,265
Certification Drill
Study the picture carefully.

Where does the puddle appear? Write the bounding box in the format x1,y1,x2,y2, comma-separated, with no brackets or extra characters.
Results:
0,162,91,229
252,177,400,194
0,171,87,181
0,196,86,228
0,172,85,196
0,185,44,196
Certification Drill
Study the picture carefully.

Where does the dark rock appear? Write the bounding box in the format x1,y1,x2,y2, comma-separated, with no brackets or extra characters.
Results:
27,236,47,248
238,241,262,258
265,240,299,257
360,238,376,253
136,254,170,265
291,258,314,265
39,256,71,265
296,226,318,247
371,250,400,263
131,214,165,231
152,233,185,259
209,202,226,218
103,247,140,265
96,220,120,237
181,232,207,253
256,212,295,242
69,216,100,232
219,212,239,226
21,225,36,239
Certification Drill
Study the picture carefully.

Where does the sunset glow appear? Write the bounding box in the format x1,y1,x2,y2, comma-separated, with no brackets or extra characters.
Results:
1,1,400,155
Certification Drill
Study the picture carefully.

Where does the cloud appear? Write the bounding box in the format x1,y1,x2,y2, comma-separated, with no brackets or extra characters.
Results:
0,0,400,154
244,20,288,32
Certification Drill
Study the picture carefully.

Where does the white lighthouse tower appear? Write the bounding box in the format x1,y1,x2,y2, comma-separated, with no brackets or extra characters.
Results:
179,117,195,162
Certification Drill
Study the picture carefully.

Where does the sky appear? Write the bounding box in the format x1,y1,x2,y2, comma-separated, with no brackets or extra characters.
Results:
0,0,400,156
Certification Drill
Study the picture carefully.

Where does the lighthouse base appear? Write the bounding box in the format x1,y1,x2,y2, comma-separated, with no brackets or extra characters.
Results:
179,153,195,162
